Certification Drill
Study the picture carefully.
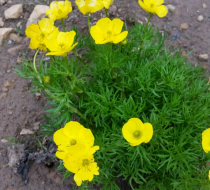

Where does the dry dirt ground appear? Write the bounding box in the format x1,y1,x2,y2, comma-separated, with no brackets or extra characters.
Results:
0,0,210,189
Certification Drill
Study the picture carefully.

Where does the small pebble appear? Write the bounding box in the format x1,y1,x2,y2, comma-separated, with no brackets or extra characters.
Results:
2,87,8,92
180,23,188,30
203,4,207,9
197,15,204,22
199,54,208,61
166,5,176,12
8,111,13,115
16,21,21,27
7,70,11,73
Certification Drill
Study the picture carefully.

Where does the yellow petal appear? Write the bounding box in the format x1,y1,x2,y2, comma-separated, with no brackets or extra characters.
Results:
46,9,57,21
63,121,85,139
45,34,60,52
90,25,106,44
113,31,128,44
96,17,112,33
75,0,89,14
122,120,139,143
101,0,113,9
65,42,78,54
38,18,55,35
29,38,40,49
112,18,124,35
78,128,95,147
138,0,150,12
87,0,104,13
25,24,41,39
142,123,153,143
155,0,164,6
74,172,83,186
155,5,168,17
53,128,70,146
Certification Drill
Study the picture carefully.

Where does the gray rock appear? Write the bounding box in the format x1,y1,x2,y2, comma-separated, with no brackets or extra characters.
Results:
7,45,23,56
7,144,25,168
199,54,208,61
4,4,23,19
9,33,22,43
0,17,4,27
26,5,49,27
0,0,7,6
20,129,35,135
0,28,13,45
197,15,204,22
166,5,176,12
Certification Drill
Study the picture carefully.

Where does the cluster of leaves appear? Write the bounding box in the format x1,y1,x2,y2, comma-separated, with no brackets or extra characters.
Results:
15,23,210,190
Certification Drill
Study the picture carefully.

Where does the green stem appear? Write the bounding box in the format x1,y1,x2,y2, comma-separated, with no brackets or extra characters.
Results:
139,13,152,56
73,49,87,65
105,8,109,18
45,89,87,121
61,18,66,32
33,49,39,74
64,56,74,81
87,13,91,32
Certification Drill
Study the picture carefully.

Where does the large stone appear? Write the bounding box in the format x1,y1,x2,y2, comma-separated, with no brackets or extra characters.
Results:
9,33,22,43
7,45,23,56
26,5,49,27
199,54,208,61
0,17,4,27
0,28,13,45
4,4,23,19
0,0,7,6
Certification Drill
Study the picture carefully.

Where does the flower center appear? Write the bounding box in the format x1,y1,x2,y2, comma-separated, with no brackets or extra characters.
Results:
41,33,45,38
70,139,77,145
58,9,62,14
82,159,89,166
133,130,141,139
107,31,112,36
150,3,154,8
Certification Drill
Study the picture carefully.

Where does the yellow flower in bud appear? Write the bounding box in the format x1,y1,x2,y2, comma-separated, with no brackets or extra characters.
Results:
45,31,78,57
90,17,128,44
46,0,72,21
63,144,99,186
53,121,94,159
44,76,50,83
122,118,153,146
138,0,168,18
202,128,210,153
25,18,58,51
121,38,128,45
75,0,104,15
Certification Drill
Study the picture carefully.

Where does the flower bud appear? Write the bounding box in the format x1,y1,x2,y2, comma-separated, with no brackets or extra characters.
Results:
121,39,128,45
44,76,50,83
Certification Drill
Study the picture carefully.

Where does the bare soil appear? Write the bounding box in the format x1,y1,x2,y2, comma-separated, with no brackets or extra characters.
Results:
0,0,210,189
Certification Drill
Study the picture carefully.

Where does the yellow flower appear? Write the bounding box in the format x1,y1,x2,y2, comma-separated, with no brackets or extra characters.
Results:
45,31,78,57
46,0,72,21
138,0,168,18
122,118,153,146
75,0,104,15
63,144,99,186
90,17,128,44
53,121,94,159
202,128,210,153
100,0,113,9
25,18,58,51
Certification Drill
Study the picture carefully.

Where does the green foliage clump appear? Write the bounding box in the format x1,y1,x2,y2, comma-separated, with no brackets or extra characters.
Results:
15,24,210,190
